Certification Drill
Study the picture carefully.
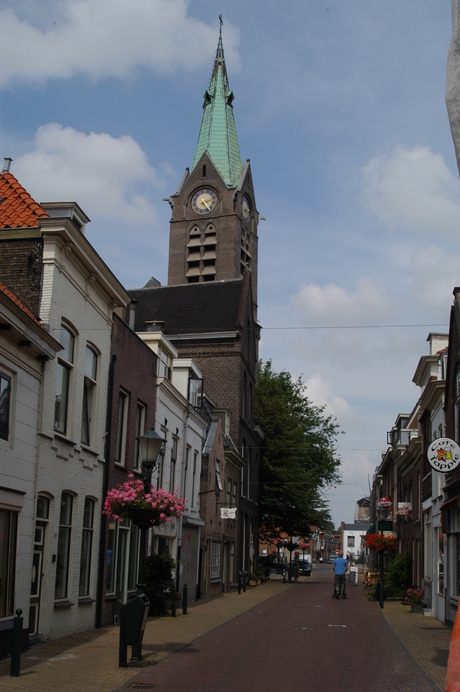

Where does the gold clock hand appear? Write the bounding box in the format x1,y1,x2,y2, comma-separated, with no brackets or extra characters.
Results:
202,198,211,211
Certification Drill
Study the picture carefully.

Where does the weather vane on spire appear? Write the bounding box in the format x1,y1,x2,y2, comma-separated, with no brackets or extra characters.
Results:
219,14,223,38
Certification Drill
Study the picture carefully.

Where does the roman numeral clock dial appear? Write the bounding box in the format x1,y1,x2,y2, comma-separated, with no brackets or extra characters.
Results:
192,189,217,214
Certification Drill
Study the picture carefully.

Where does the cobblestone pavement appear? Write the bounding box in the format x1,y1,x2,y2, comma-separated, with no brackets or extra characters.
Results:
0,568,452,691
115,567,444,692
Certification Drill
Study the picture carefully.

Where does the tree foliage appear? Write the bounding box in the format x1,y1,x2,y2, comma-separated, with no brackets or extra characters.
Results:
255,360,342,541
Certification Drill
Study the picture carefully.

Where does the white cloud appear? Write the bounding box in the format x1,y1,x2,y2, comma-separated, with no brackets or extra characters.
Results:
363,145,460,235
291,278,397,326
305,372,357,426
0,0,240,87
14,123,161,223
411,246,459,318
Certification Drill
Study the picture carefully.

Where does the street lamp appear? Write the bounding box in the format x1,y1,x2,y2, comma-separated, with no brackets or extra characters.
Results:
376,505,387,609
136,429,164,591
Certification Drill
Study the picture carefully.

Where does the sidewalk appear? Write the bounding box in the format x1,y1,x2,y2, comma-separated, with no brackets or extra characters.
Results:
380,600,451,691
0,580,290,691
0,579,453,691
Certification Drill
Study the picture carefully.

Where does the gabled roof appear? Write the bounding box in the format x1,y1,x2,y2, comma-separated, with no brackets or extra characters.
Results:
191,36,244,187
0,279,44,328
130,279,245,335
0,172,49,229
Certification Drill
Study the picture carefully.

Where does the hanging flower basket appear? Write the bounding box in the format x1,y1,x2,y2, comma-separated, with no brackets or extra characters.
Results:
103,475,185,528
364,533,397,552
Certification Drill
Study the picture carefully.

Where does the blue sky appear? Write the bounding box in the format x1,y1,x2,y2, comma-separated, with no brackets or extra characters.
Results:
1,0,458,526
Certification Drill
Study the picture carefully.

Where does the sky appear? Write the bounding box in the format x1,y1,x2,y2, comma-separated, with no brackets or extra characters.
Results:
1,0,458,528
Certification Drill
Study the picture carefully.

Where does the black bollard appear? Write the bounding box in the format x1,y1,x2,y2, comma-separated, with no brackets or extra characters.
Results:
10,608,23,677
171,581,176,617
182,583,188,615
243,571,247,593
238,571,242,595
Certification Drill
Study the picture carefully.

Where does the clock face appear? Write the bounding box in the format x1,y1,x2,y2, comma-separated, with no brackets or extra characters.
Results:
192,188,217,214
242,195,250,222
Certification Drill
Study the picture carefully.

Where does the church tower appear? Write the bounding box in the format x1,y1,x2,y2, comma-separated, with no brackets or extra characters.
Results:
166,33,259,313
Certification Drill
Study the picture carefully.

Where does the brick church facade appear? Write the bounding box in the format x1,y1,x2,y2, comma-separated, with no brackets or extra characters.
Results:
130,33,262,574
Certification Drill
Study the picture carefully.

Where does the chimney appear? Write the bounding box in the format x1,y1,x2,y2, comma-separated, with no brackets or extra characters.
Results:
2,158,12,173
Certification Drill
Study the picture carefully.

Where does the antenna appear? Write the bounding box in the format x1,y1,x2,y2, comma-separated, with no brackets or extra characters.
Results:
367,473,371,494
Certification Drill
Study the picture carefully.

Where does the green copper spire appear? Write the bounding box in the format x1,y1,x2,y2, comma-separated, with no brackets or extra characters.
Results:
192,34,244,187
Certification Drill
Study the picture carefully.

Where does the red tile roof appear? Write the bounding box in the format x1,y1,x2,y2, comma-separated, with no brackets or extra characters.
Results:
0,279,45,329
0,172,49,229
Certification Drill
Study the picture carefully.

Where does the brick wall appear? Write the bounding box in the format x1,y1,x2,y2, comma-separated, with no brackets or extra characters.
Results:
0,237,43,316
99,314,158,627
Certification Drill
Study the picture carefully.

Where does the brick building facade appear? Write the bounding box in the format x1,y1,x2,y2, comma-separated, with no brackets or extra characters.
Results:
97,313,158,628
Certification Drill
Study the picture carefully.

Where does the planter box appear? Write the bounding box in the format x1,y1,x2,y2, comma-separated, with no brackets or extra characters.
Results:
411,604,423,614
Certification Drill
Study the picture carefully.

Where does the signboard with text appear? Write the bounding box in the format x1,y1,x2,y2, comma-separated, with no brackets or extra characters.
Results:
397,502,412,517
427,438,460,473
220,507,237,519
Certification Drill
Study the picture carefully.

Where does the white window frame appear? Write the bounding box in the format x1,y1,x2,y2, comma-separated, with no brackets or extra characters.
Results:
0,371,11,441
79,497,95,597
210,541,220,580
55,324,75,436
81,345,98,447
133,402,146,471
115,389,129,465
55,492,74,601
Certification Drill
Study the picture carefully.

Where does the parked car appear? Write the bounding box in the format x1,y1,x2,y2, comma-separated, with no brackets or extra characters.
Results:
327,556,336,564
298,562,312,576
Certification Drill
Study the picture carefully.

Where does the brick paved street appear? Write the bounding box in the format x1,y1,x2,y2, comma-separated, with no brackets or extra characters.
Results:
0,566,451,691
120,566,441,692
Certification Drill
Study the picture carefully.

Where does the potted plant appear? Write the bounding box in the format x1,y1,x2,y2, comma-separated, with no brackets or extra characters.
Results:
103,474,185,528
403,587,425,613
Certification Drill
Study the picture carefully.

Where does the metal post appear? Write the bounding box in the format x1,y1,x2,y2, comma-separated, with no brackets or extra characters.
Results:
243,571,247,592
118,604,128,668
379,551,385,609
378,517,384,609
9,609,23,677
238,571,242,594
182,583,188,615
171,581,176,617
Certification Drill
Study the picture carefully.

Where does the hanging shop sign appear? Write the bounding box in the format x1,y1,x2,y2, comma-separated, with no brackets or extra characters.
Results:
427,438,460,473
220,507,237,519
397,502,412,516
378,497,391,509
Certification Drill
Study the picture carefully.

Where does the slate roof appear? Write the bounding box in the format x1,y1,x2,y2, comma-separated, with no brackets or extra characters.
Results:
130,279,244,335
191,36,244,187
0,173,49,229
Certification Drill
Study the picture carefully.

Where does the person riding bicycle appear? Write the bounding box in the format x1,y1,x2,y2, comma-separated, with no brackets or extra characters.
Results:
333,551,348,599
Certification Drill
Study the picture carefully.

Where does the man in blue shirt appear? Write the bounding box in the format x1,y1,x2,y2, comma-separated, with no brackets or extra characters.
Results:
333,552,348,599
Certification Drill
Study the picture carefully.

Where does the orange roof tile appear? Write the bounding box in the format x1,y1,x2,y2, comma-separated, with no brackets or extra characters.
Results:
0,279,45,329
0,172,49,229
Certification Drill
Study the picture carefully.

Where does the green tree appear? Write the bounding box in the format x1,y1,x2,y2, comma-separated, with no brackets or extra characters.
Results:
255,360,341,541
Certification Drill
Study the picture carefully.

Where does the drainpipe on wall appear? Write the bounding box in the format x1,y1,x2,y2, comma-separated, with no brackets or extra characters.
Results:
95,353,116,629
